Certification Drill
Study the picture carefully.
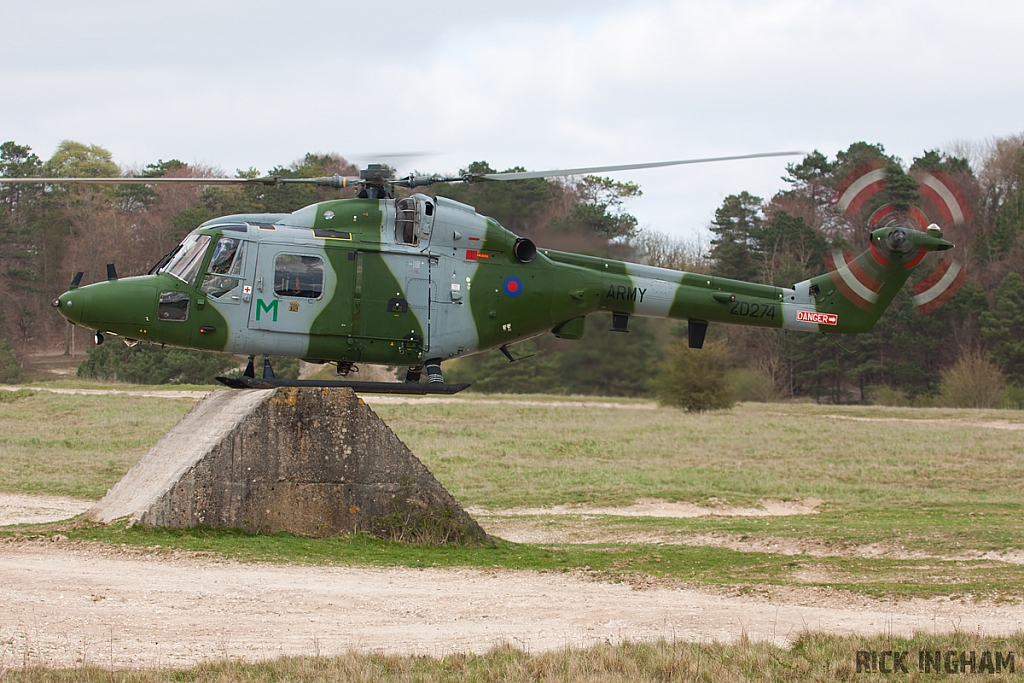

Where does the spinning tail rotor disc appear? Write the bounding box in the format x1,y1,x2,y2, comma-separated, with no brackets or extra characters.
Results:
832,160,972,314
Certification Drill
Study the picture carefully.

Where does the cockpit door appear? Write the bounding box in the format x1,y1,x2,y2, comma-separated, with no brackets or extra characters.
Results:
248,243,331,336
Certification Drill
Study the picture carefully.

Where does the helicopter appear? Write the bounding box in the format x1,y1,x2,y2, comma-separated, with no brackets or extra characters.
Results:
4,153,954,394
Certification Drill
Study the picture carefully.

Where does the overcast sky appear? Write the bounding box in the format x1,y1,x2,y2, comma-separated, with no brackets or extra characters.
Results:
3,0,1022,240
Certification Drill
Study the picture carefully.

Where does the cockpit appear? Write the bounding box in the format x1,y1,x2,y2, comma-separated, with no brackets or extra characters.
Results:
159,231,248,298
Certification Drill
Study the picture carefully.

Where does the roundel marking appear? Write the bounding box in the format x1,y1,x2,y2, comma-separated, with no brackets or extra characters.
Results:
503,276,523,297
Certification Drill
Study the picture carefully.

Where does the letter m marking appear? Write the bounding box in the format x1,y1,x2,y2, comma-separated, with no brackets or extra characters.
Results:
256,299,278,322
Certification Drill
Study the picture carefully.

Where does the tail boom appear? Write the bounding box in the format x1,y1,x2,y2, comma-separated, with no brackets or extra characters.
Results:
543,224,952,337
785,225,953,334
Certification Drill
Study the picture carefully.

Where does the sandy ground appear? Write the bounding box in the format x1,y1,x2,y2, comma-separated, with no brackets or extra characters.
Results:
822,413,1024,431
0,385,212,400
468,499,1024,564
466,498,824,520
3,387,1023,669
2,495,1024,668
0,494,92,527
2,538,1024,670
478,518,1024,565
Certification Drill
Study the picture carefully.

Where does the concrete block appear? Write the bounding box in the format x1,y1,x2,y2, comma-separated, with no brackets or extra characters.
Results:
89,388,488,545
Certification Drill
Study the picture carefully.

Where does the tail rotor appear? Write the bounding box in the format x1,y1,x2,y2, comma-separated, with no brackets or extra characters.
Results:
832,161,971,314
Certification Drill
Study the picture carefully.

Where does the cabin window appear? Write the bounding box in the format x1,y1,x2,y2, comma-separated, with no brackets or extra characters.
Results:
163,234,211,286
395,197,420,245
201,238,246,298
274,254,324,299
157,291,190,321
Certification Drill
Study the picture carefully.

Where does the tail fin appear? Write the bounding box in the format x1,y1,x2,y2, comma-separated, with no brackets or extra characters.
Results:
784,224,954,334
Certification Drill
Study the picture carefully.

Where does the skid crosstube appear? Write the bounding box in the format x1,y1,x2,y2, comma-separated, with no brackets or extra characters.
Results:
215,375,471,395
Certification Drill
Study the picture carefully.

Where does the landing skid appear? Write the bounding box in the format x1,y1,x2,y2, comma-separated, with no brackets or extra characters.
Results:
215,375,471,395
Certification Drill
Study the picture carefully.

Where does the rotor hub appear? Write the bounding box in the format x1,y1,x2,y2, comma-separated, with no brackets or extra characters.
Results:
886,227,910,253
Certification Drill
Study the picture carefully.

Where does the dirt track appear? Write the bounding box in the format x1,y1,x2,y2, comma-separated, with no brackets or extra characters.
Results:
0,494,91,527
3,494,1024,668
0,385,660,410
2,537,1024,669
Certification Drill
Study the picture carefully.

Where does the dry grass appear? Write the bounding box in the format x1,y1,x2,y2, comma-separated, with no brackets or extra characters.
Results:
5,388,1024,594
372,399,1024,511
0,390,194,499
4,388,1024,676
6,634,1024,681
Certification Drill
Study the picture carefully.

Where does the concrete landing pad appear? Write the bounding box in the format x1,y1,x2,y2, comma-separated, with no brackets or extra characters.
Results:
89,387,486,544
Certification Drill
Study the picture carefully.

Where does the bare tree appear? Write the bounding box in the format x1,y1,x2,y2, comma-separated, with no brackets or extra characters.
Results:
629,229,710,273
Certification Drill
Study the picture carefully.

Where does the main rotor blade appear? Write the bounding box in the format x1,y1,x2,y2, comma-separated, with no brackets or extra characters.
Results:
348,151,436,161
474,151,806,181
0,176,252,185
0,175,362,188
0,151,805,187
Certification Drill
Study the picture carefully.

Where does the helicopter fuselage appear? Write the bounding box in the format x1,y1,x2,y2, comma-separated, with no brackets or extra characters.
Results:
54,193,947,371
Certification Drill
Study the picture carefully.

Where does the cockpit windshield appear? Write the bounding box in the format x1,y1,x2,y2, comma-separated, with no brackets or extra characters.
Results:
161,234,211,286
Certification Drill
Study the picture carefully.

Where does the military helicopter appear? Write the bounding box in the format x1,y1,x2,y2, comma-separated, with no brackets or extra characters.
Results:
4,153,954,394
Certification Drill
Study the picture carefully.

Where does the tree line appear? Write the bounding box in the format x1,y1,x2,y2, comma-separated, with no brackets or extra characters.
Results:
699,141,1024,406
0,138,1022,405
446,140,1024,407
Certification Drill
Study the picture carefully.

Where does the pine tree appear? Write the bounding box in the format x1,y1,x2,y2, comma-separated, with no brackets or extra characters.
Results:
980,272,1024,384
709,192,762,281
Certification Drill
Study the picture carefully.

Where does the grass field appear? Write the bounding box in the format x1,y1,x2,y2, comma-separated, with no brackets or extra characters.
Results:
372,399,1024,511
6,633,1024,682
3,388,1024,600
4,387,1024,679
0,389,194,498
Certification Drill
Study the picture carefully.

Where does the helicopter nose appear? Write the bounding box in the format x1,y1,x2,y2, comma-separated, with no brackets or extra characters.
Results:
53,277,158,332
52,290,84,324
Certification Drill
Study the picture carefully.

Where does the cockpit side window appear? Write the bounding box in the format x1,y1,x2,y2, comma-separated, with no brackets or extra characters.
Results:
162,234,211,286
209,237,242,274
201,238,247,298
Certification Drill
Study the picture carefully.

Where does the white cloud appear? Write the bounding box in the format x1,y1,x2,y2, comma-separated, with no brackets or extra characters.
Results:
2,0,1023,240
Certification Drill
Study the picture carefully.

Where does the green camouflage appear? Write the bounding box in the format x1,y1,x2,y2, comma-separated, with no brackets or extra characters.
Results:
55,194,954,372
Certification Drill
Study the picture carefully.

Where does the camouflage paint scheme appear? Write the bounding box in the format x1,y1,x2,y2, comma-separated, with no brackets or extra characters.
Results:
55,193,953,369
